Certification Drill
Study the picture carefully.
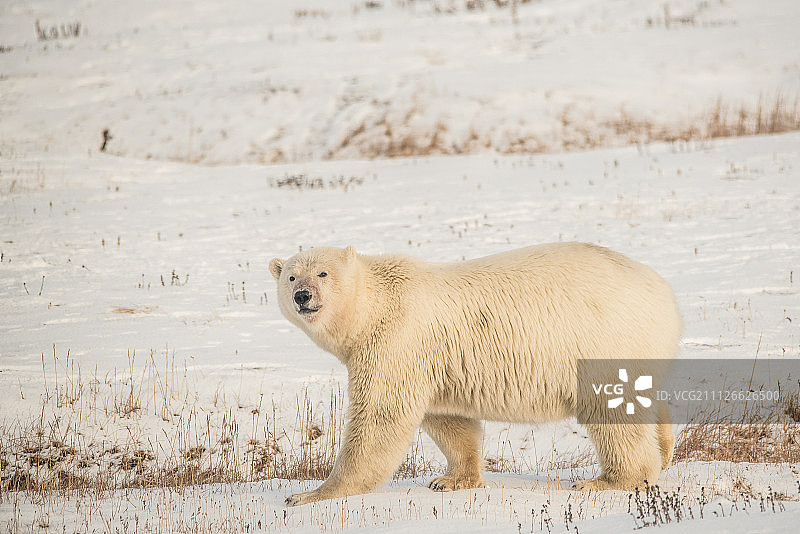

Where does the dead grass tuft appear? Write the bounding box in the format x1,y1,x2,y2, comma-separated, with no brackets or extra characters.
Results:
674,383,800,464
783,381,800,423
35,20,83,41
268,173,366,191
110,305,157,315
336,112,451,159
394,429,436,480
675,423,799,463
703,93,800,138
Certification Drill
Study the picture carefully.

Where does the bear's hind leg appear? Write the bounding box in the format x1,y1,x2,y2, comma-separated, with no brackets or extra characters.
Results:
422,414,484,491
575,423,662,491
657,401,674,470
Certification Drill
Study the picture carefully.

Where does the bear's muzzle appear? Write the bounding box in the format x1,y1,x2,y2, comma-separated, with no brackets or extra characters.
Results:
293,288,321,315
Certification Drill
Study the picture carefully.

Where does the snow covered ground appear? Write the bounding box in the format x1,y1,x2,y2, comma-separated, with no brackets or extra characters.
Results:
1,0,798,163
2,135,799,532
2,0,800,532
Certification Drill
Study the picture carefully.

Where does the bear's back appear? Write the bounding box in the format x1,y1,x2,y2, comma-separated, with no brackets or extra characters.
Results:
389,243,681,422
421,242,680,352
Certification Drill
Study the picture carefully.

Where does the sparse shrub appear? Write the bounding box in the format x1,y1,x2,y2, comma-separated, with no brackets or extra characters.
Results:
628,482,787,529
268,173,365,191
35,20,83,41
294,8,330,19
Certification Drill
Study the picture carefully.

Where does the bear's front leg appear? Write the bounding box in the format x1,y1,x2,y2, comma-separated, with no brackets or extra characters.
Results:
286,401,423,506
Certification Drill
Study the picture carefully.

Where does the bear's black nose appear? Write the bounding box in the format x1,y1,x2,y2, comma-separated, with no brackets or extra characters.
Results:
294,289,312,306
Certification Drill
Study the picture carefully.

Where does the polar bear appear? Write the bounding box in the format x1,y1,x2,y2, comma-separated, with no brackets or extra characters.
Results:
269,243,681,506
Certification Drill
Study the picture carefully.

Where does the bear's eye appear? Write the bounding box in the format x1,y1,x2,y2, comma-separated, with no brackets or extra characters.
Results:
289,276,295,282
318,272,328,278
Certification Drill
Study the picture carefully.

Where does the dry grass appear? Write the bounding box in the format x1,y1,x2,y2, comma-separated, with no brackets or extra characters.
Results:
0,349,346,501
110,305,158,315
628,481,789,529
334,108,452,159
705,93,800,138
613,92,800,146
0,344,438,511
268,173,367,191
34,20,83,41
331,92,800,160
0,161,47,196
3,349,799,510
675,422,800,464
674,382,800,464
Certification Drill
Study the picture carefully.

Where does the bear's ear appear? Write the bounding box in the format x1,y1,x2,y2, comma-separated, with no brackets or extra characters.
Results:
345,245,357,263
268,258,285,280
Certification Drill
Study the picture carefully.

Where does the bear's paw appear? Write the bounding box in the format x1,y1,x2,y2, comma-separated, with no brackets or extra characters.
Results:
286,490,322,507
428,474,485,492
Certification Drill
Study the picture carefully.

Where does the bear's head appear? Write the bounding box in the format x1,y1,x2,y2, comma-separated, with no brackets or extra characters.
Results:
269,246,360,352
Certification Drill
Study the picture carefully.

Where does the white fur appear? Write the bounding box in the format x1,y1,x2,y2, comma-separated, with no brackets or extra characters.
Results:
269,243,681,505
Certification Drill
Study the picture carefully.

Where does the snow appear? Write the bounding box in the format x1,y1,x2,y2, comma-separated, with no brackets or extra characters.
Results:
2,0,800,532
2,472,799,533
1,0,799,163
